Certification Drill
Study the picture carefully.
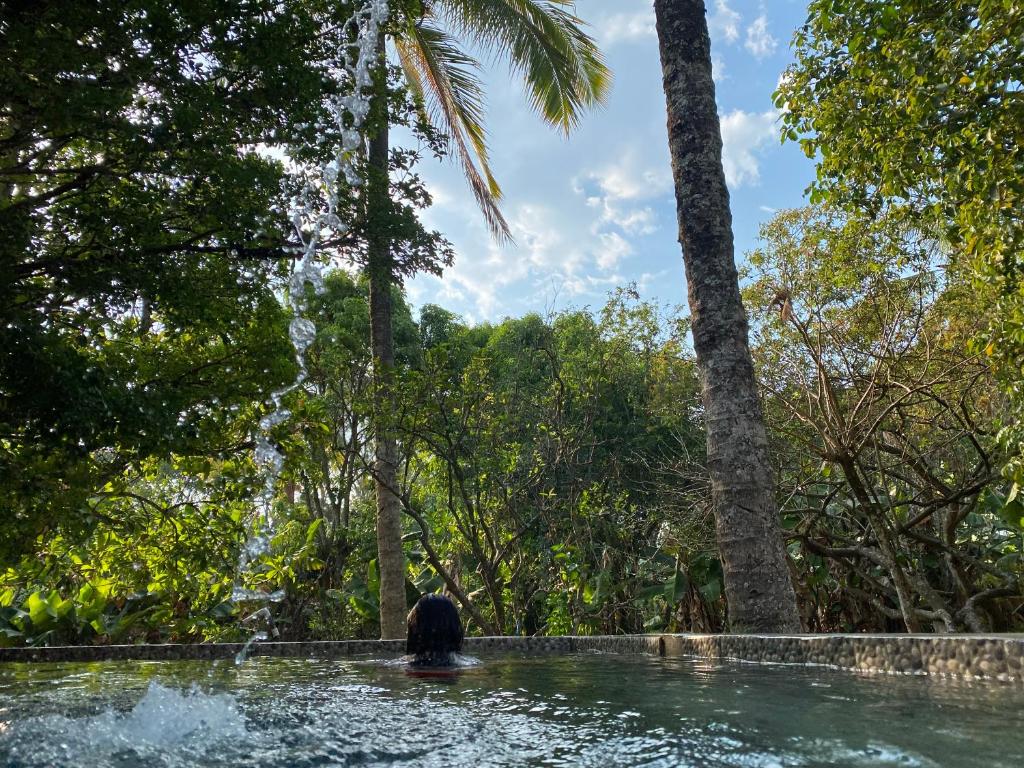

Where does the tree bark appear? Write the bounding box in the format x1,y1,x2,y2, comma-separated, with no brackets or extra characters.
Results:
654,0,801,632
368,34,407,641
838,455,924,631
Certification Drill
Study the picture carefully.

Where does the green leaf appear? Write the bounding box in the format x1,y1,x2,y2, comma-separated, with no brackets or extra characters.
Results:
367,559,380,601
304,518,323,546
642,614,666,631
26,592,54,628
636,584,667,602
999,500,1024,530
665,569,689,604
699,579,722,603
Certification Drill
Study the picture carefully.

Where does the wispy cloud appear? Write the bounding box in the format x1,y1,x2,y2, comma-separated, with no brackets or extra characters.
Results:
579,151,671,238
719,109,780,188
595,231,634,270
712,54,728,84
404,2,814,322
744,14,778,59
598,5,655,45
708,0,742,44
585,153,672,203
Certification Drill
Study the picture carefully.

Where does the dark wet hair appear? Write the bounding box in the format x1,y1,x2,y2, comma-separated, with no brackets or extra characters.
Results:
406,594,463,666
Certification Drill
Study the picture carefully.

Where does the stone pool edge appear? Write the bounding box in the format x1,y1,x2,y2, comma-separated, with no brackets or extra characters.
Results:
2,634,1022,682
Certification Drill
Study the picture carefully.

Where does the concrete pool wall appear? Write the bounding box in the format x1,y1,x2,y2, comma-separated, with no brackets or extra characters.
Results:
2,634,1022,682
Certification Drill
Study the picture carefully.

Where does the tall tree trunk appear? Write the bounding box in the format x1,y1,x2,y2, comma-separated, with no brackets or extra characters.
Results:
654,0,801,633
367,34,407,640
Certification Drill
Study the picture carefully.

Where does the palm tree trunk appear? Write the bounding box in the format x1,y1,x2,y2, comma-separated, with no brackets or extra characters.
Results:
368,33,407,641
654,0,801,633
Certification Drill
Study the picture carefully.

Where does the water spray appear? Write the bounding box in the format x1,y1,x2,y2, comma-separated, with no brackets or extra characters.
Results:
233,0,390,608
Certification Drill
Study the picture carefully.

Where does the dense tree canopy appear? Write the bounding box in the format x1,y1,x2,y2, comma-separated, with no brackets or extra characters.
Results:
365,0,612,638
777,1,1022,274
0,0,358,556
0,0,451,561
3,1,1023,646
776,0,1024,488
746,207,1020,631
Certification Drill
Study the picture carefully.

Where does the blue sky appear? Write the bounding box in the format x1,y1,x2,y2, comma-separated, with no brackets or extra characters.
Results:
403,0,814,323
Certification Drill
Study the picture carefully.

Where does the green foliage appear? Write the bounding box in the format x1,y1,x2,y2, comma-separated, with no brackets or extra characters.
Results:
0,0,378,558
1,1,708,645
777,0,1024,491
746,206,1020,631
14,0,1022,643
0,450,268,645
385,288,713,635
778,1,1022,272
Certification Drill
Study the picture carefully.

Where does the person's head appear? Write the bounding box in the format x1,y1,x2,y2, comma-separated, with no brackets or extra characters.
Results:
406,594,463,665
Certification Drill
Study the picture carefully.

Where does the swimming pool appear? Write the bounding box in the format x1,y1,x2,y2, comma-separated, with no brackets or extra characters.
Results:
2,653,1022,767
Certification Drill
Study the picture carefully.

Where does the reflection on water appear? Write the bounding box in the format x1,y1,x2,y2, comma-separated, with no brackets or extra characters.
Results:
1,654,1022,767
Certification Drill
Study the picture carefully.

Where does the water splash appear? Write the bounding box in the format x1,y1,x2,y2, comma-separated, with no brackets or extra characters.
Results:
252,0,389,492
1,682,246,766
235,0,390,606
235,631,270,666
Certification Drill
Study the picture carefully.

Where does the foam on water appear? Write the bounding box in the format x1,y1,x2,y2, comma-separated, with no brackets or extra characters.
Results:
2,681,246,767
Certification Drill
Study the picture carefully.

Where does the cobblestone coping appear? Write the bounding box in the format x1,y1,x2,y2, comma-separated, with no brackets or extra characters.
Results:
658,634,1024,682
2,633,1022,682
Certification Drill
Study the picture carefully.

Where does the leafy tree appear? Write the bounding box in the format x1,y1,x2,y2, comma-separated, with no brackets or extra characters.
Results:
279,271,422,638
653,0,801,631
778,1,1022,275
1,454,259,645
382,291,709,636
776,0,1024,489
0,0,384,559
1,282,722,645
365,0,611,637
746,207,1021,631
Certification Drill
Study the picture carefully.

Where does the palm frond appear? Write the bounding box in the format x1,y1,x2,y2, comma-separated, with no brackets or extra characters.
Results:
434,0,611,133
398,20,512,241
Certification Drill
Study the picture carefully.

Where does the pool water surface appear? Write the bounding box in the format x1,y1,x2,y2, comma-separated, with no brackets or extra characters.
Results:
1,653,1022,767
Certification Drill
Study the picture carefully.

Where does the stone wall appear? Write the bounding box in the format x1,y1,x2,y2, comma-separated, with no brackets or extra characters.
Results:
1,633,1022,682
657,634,1024,682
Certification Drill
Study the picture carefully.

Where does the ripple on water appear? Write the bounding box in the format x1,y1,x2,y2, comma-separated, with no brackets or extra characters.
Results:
1,655,1022,768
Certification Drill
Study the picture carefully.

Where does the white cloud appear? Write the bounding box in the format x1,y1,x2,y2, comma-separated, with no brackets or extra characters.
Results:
419,148,677,319
563,271,625,297
585,194,658,237
637,268,675,295
596,232,634,270
402,1,814,323
579,152,671,237
711,54,728,84
598,8,655,45
600,1,746,55
424,181,455,208
413,146,669,319
612,206,658,235
719,109,780,188
416,198,637,319
744,14,778,60
708,0,742,44
591,157,671,203
596,0,753,50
